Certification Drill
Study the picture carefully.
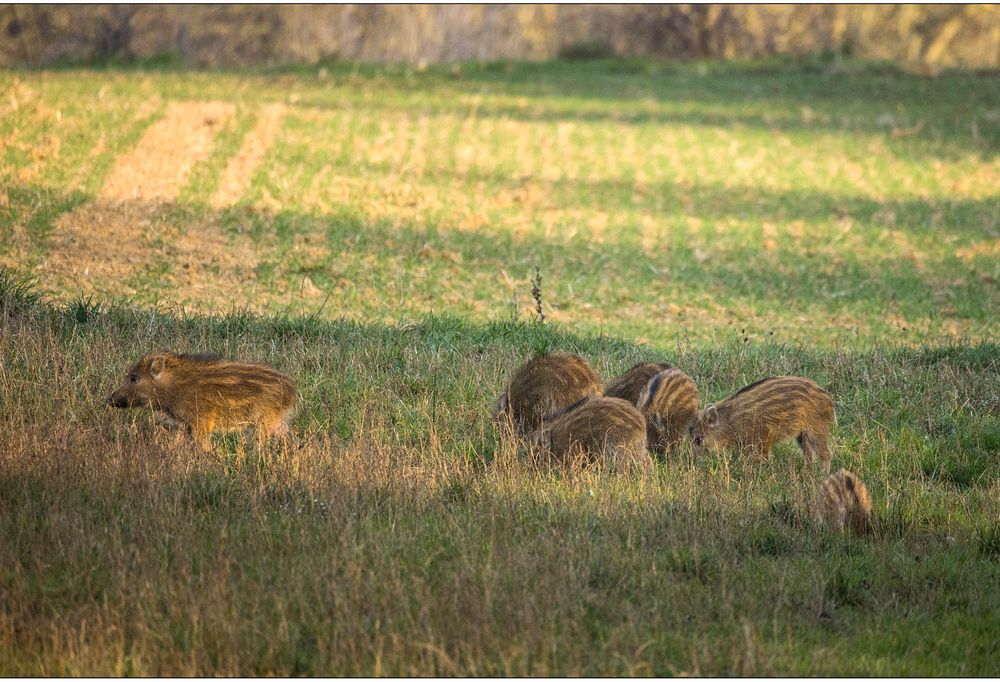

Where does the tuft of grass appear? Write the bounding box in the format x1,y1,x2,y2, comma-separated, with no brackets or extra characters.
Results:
824,556,875,609
0,267,42,316
977,523,1000,561
65,296,102,325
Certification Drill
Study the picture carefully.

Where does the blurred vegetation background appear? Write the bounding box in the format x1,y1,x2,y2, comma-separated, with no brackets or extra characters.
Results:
2,4,998,71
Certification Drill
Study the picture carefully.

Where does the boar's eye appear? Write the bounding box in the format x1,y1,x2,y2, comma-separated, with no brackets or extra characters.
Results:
128,373,139,384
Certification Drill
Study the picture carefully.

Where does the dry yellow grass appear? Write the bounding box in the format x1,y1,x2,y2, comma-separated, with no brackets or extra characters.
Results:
41,101,234,296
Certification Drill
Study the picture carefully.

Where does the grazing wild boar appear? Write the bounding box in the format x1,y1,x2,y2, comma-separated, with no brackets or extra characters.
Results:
818,469,873,535
687,376,835,473
108,351,296,450
532,395,652,473
493,352,602,436
604,361,674,405
637,368,700,454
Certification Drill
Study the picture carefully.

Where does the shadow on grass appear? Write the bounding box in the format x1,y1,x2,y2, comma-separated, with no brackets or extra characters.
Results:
292,59,1000,160
305,160,1000,243
228,202,998,325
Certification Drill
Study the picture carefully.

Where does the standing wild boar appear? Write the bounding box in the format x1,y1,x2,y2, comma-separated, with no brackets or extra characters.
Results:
107,351,296,450
532,395,652,473
493,352,602,436
637,368,700,454
818,469,873,535
687,376,835,472
604,361,673,405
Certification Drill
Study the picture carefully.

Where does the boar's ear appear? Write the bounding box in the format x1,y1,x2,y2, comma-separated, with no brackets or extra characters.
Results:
704,404,720,428
149,354,166,379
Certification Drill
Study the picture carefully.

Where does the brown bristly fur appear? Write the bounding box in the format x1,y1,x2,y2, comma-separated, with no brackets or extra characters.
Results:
688,376,835,473
637,368,700,454
107,351,297,450
604,361,673,405
492,352,602,437
532,395,651,473
818,469,873,535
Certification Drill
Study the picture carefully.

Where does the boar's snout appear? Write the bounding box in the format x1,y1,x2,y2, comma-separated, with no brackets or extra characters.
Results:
107,392,128,408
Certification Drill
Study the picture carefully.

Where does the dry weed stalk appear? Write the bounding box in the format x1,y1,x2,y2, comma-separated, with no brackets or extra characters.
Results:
531,266,544,324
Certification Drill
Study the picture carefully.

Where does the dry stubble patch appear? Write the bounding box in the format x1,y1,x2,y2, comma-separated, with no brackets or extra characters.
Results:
162,212,264,311
211,103,287,209
41,100,235,298
0,90,162,271
153,103,295,310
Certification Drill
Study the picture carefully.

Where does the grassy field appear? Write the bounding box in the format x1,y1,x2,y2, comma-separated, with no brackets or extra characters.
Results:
1,58,999,675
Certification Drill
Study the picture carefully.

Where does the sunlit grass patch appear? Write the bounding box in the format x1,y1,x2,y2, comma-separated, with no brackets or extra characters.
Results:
2,60,997,344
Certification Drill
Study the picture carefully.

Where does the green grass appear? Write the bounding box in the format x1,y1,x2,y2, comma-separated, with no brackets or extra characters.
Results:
2,59,997,343
1,59,999,675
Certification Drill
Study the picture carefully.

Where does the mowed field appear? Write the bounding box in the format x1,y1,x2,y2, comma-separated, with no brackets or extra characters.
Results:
1,59,999,675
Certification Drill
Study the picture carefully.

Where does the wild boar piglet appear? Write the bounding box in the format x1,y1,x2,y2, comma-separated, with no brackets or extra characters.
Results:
108,351,296,450
532,395,651,473
637,368,700,454
687,376,835,472
493,352,602,437
818,469,873,535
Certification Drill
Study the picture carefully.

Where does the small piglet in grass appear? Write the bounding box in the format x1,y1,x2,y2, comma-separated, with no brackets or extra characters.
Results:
687,376,835,473
108,351,296,450
532,395,652,473
818,469,873,535
493,352,603,437
637,368,701,455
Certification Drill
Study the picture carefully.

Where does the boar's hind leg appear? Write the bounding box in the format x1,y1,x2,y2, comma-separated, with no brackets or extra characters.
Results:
257,415,291,450
797,433,815,465
799,432,831,474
